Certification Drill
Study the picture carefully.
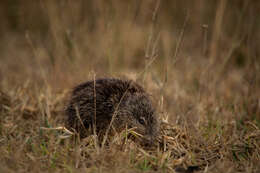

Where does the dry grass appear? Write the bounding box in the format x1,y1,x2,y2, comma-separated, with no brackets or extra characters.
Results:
0,0,260,172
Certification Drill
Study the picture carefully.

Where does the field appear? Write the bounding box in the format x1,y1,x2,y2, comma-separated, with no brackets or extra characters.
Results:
0,1,260,172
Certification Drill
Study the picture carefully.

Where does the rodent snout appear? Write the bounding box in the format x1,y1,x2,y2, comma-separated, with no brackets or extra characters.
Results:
143,134,157,146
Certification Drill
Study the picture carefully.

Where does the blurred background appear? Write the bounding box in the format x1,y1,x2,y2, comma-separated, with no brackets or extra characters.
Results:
0,0,259,122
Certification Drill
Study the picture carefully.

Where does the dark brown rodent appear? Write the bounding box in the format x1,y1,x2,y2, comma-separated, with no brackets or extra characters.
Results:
65,78,159,143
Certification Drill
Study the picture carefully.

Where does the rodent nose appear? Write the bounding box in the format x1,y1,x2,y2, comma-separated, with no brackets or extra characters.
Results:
144,135,155,146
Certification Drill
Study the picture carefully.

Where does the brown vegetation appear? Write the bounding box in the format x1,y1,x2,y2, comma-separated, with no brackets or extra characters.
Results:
0,0,259,172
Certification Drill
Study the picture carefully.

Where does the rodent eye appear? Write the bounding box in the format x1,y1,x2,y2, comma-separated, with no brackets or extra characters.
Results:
139,117,146,125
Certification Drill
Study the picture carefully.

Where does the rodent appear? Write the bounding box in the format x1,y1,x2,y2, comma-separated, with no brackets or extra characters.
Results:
65,78,160,144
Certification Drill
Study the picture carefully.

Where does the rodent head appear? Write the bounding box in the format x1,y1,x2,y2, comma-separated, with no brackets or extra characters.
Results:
117,93,160,144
